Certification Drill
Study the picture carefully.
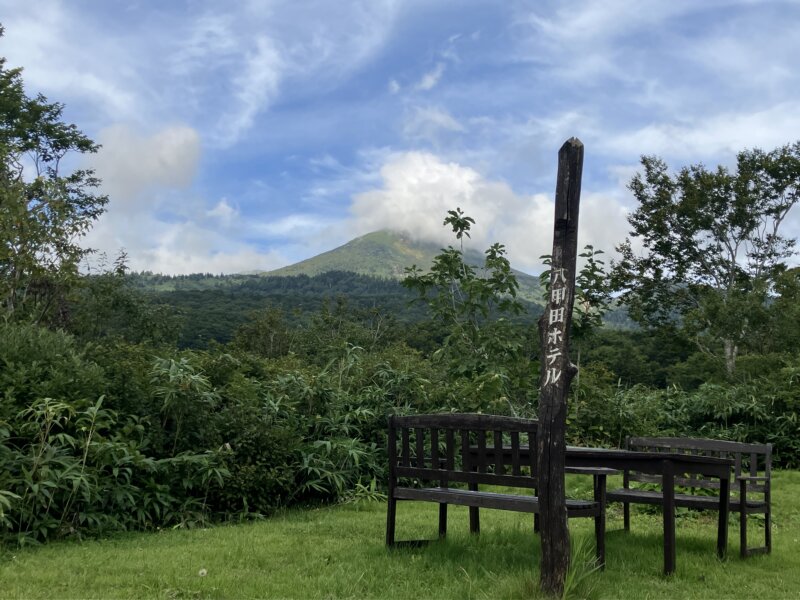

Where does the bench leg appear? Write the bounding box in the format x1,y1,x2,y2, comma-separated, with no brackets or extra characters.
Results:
740,510,748,558
386,497,397,547
765,509,772,554
717,476,729,560
663,466,676,575
623,502,630,531
438,503,448,538
469,506,480,534
740,481,747,558
468,483,480,534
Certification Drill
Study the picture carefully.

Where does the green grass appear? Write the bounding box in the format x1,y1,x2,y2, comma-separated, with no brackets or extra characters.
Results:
2,471,800,599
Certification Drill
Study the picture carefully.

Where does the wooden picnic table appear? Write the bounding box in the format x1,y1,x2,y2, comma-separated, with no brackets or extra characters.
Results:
488,445,733,574
566,446,733,574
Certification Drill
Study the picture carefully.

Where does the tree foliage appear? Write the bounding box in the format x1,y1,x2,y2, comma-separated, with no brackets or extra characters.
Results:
403,209,531,412
541,245,611,342
612,143,800,374
0,27,107,323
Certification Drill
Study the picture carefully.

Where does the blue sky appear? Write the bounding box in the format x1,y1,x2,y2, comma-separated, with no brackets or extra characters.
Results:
2,0,799,274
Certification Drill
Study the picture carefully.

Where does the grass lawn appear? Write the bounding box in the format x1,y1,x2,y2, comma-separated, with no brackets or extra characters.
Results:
2,471,799,599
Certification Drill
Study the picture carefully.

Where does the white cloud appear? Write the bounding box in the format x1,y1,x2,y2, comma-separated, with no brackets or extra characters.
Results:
348,152,631,273
416,62,446,91
388,79,400,94
140,222,288,275
277,0,399,79
525,0,687,44
0,0,142,124
207,199,238,223
250,214,336,238
603,102,800,161
215,36,283,148
403,106,465,143
518,1,686,86
90,124,201,212
170,13,240,77
83,123,291,274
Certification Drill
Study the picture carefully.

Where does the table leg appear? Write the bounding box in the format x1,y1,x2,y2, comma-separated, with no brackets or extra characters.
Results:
594,474,606,569
663,462,676,575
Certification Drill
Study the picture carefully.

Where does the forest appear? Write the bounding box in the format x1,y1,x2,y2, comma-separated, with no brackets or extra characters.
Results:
2,32,800,548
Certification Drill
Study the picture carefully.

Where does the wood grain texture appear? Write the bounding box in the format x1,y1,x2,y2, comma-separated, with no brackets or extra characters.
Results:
537,137,583,596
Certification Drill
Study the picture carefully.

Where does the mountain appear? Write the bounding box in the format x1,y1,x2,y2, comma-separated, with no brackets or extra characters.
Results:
129,230,548,348
266,230,439,278
264,230,545,306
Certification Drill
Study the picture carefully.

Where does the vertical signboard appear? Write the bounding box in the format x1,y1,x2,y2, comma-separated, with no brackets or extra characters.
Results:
537,138,583,596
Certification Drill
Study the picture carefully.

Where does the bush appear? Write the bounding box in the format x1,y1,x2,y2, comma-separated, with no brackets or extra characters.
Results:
207,373,302,516
0,322,105,413
0,324,229,544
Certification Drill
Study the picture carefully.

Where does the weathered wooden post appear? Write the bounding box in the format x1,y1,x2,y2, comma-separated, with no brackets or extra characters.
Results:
537,138,583,596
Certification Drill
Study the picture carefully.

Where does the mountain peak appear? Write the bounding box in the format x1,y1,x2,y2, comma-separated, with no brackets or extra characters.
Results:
264,230,543,304
266,230,437,279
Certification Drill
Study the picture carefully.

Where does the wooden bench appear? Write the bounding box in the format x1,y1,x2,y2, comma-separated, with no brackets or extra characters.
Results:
386,413,606,566
607,436,772,557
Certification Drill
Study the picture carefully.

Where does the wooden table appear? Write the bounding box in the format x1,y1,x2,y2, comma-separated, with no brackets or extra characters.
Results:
564,446,733,574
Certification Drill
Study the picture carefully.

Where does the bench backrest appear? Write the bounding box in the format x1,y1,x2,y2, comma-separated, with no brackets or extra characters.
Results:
625,436,772,494
388,413,539,489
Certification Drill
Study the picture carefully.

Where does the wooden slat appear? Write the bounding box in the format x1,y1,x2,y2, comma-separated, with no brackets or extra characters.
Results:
446,429,455,470
431,429,440,469
401,428,410,467
387,420,397,480
528,431,536,476
477,430,487,473
394,413,538,431
415,427,424,468
631,472,724,490
393,487,600,516
461,429,470,473
395,466,539,489
494,430,503,474
629,436,770,455
607,488,767,512
511,431,521,476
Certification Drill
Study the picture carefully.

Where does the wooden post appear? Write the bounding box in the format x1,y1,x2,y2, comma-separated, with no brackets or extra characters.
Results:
537,138,583,596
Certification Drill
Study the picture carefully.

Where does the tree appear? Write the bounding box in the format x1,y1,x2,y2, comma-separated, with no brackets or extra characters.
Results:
612,143,800,376
0,26,107,323
542,246,611,354
402,208,527,412
68,253,181,345
232,306,296,358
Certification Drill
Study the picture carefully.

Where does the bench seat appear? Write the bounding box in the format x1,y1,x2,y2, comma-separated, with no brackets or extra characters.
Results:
607,488,768,511
395,487,600,517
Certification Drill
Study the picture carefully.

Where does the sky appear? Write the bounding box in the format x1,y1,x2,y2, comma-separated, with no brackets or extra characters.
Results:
2,0,800,275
